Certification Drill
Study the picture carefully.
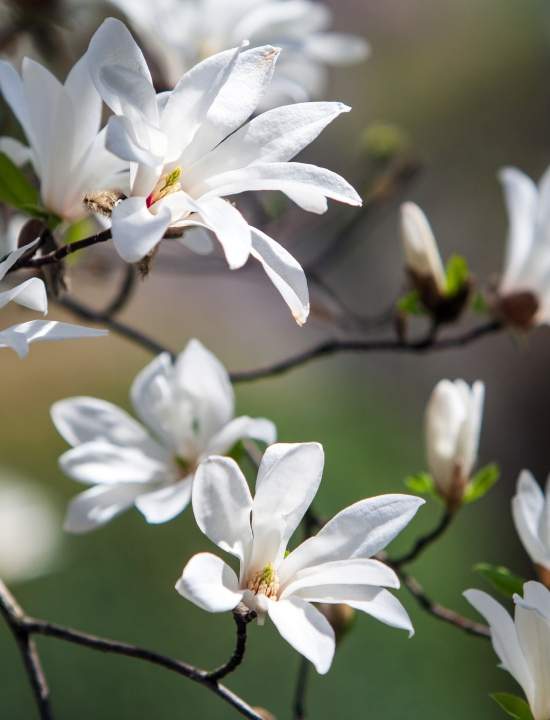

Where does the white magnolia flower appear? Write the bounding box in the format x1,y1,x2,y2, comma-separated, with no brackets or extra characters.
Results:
110,0,369,108
0,47,126,222
51,339,276,533
497,167,550,328
512,471,550,574
425,379,484,505
177,442,424,674
401,202,446,294
0,471,62,583
85,18,362,324
465,582,550,720
0,240,107,357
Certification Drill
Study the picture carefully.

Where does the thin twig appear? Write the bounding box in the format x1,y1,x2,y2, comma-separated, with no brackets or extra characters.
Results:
102,265,137,318
390,510,454,568
11,230,112,271
206,606,256,682
292,657,311,720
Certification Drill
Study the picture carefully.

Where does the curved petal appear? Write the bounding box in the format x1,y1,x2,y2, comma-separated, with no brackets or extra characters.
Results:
206,416,276,456
192,457,253,566
0,239,41,281
175,552,243,613
111,196,172,263
130,352,177,448
64,53,103,160
195,196,251,269
400,202,446,291
64,482,145,534
0,136,33,167
280,495,424,584
0,277,47,313
512,470,549,567
0,60,34,149
106,114,166,167
0,321,107,358
267,596,335,674
135,476,193,524
250,443,324,571
348,588,414,636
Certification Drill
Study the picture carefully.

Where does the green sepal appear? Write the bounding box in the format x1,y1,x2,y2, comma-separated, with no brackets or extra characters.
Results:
404,472,437,497
397,290,425,316
491,693,534,719
474,564,524,599
444,254,470,297
463,463,499,504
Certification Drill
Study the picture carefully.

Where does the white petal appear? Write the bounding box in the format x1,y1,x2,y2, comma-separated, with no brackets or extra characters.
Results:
0,277,47,313
454,380,484,480
250,443,324,571
0,137,33,166
400,202,446,292
176,552,243,613
64,482,145,533
111,196,172,263
206,416,276,456
0,238,41,281
304,33,370,65
106,115,166,167
195,196,251,270
0,321,107,358
135,476,193,524
130,352,176,447
464,589,533,700
267,596,335,674
192,456,253,565
0,60,34,149
280,495,424,584
512,471,549,567
64,53,103,160
348,588,414,636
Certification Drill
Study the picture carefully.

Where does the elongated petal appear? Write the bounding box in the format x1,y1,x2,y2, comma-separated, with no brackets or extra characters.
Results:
0,277,47,313
304,33,370,65
59,441,168,486
195,196,251,269
192,456,253,565
400,202,446,292
0,60,34,149
0,321,107,358
64,482,145,533
135,476,193,524
111,197,172,263
464,589,533,701
176,552,243,613
250,443,324,571
280,495,424,584
64,53,103,160
0,136,33,166
455,380,484,480
206,416,276,456
512,471,549,567
348,588,414,636
0,239,41,281
250,227,309,325
106,115,166,167
267,596,335,674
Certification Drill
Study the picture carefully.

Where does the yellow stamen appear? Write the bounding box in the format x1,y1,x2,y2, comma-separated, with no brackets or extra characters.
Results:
147,167,183,208
247,563,279,599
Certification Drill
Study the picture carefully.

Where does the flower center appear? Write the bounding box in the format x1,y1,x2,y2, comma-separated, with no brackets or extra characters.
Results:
247,563,279,599
146,167,183,208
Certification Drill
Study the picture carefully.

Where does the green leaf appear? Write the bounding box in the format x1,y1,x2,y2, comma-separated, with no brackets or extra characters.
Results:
0,152,40,212
474,564,525,599
463,463,500,504
472,291,488,314
444,254,469,297
397,290,425,316
404,472,436,497
491,693,534,719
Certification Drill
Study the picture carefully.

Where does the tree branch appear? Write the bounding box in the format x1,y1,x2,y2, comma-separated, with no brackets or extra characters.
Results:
206,605,256,682
292,656,311,720
389,509,454,568
12,230,112,271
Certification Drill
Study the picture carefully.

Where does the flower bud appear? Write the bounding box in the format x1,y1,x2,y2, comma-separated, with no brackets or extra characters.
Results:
83,190,126,217
318,603,356,644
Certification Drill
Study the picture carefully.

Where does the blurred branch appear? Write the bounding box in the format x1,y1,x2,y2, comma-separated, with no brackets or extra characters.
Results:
389,509,454,568
293,656,311,720
0,578,265,720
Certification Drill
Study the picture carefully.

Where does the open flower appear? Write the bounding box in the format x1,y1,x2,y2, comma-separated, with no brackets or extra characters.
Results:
495,167,550,329
51,339,276,533
513,471,550,586
425,379,485,509
0,46,126,222
0,239,106,357
465,582,550,720
110,0,369,108
176,442,424,674
85,18,361,324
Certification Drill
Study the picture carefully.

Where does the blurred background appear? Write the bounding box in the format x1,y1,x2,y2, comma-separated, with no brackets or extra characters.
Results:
1,0,550,718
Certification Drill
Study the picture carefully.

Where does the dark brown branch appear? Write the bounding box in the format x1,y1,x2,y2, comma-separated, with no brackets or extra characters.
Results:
0,579,264,720
230,321,502,383
102,265,137,318
390,510,454,568
292,657,311,720
206,606,256,682
400,573,490,639
11,230,112,271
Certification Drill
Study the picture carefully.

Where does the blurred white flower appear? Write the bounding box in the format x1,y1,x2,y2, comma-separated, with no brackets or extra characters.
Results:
51,339,276,533
0,239,107,357
465,582,550,720
425,379,484,507
110,0,369,108
0,47,126,222
497,167,550,329
401,202,446,294
177,442,423,674
513,471,550,578
85,18,361,325
0,472,62,583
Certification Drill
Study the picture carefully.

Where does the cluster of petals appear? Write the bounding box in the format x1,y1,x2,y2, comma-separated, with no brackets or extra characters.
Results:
177,441,424,673
51,339,275,533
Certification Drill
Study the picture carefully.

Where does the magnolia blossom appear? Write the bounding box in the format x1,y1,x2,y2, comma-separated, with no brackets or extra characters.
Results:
85,18,361,325
110,0,369,108
51,339,276,533
0,240,106,356
465,582,550,720
512,471,550,577
425,379,484,506
0,47,126,222
0,471,62,583
177,442,424,673
497,167,550,328
401,202,446,295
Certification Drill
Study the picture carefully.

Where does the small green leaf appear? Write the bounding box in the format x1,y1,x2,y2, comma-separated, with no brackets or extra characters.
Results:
463,463,500,504
405,472,436,497
472,291,488,314
491,693,534,719
0,152,40,212
474,564,525,599
444,254,469,297
397,290,425,316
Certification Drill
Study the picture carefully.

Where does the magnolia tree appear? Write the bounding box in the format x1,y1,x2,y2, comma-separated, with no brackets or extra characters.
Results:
0,3,548,720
